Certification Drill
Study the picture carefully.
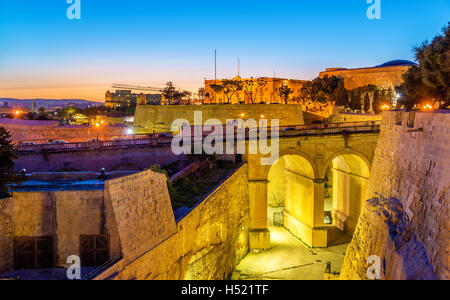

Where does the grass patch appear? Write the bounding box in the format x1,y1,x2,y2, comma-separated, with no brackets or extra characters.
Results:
170,160,238,209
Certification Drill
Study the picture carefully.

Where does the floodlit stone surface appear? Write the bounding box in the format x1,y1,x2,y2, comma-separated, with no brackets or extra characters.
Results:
0,197,14,274
232,225,349,280
96,165,249,280
340,111,449,280
11,191,121,266
106,170,177,264
134,104,305,132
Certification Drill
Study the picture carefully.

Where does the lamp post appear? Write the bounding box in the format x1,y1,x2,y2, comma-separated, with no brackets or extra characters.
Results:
95,123,100,140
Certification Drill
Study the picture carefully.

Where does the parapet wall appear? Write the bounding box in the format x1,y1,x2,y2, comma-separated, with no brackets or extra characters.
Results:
134,104,305,132
319,65,410,90
3,191,121,267
96,164,249,280
340,111,449,280
15,144,181,172
0,118,130,144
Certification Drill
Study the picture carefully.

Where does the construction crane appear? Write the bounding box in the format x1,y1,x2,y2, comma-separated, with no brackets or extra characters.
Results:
111,83,186,93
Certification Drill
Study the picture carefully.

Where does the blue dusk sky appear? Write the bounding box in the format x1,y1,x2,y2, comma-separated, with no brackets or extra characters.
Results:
0,0,448,101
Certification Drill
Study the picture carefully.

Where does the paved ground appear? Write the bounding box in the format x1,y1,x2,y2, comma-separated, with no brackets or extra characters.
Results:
232,224,351,280
0,267,97,280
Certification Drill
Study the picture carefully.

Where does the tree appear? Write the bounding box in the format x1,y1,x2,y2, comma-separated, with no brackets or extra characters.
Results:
0,127,24,194
363,93,371,113
222,79,243,104
197,88,205,102
398,23,449,109
253,78,267,103
278,84,293,104
299,75,342,104
162,82,178,105
162,82,191,105
209,84,223,104
335,79,349,106
59,107,83,122
242,79,255,104
348,91,362,111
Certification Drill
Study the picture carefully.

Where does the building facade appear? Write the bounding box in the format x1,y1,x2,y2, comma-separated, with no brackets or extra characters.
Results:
204,76,307,105
105,90,162,108
319,60,416,90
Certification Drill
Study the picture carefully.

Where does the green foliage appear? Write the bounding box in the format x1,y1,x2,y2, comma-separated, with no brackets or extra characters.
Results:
162,82,191,105
397,23,449,109
0,127,25,194
222,79,244,103
363,93,371,113
278,84,293,104
299,75,342,104
335,79,348,106
59,106,83,122
150,164,168,177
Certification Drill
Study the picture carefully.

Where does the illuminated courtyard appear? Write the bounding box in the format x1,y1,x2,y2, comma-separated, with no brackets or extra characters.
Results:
232,223,351,280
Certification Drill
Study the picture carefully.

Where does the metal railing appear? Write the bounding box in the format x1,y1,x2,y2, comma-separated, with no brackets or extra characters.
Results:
16,136,172,153
16,121,381,153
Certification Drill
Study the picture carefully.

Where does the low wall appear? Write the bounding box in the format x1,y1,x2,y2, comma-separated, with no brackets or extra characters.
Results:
0,197,14,274
96,164,249,280
328,113,382,123
134,104,305,132
11,190,121,266
340,111,449,280
0,118,130,144
15,145,182,172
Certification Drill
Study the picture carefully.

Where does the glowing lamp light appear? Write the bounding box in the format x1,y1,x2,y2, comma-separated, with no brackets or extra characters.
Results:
422,103,433,111
260,114,266,119
239,113,245,118
100,120,104,124
95,123,100,127
380,104,391,111
15,110,21,115
126,128,134,135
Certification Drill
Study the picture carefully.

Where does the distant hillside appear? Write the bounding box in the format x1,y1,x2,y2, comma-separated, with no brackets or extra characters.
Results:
0,98,103,109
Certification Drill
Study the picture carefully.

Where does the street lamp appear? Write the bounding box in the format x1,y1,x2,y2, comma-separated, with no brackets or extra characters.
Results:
380,104,391,111
95,123,101,140
422,103,433,112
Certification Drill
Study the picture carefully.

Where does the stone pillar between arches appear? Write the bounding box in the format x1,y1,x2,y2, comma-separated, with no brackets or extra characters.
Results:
248,180,270,250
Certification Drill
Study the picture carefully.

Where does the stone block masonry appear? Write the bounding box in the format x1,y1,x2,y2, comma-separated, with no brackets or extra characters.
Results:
105,170,177,264
0,119,130,144
134,104,305,132
96,164,250,280
340,111,449,280
0,197,14,274
10,191,121,266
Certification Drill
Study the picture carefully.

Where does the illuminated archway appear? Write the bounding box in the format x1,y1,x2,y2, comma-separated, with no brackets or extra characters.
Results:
323,152,370,234
266,154,325,247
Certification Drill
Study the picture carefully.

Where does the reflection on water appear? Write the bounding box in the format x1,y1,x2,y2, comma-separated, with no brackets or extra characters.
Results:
11,179,105,192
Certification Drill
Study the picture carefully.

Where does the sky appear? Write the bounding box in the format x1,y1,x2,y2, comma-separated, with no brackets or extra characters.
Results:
0,0,448,102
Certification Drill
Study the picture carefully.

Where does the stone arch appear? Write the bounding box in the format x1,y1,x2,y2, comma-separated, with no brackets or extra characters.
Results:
323,149,371,234
265,151,326,247
263,149,319,181
323,148,371,177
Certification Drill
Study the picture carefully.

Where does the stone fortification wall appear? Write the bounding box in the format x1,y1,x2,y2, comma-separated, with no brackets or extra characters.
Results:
0,197,14,274
96,164,249,280
134,104,305,132
340,111,449,280
8,190,121,266
0,118,130,144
